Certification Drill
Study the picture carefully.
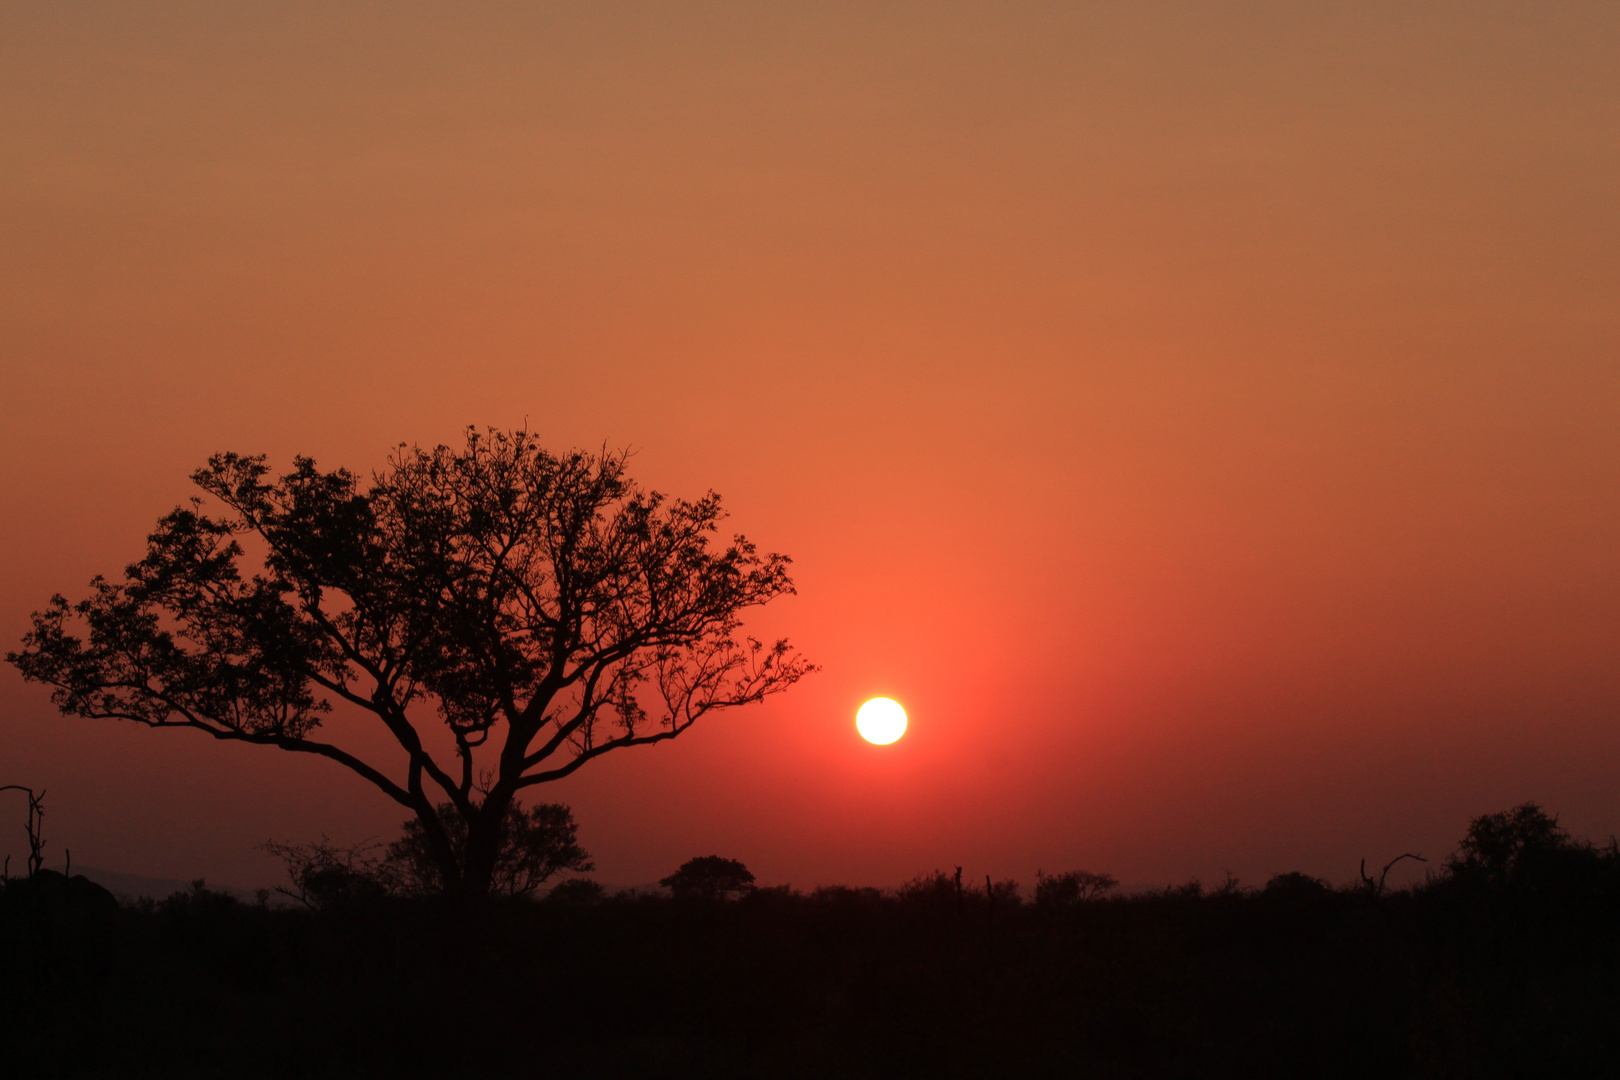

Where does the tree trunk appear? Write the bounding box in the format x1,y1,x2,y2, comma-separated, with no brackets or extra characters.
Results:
457,789,514,901
406,801,466,900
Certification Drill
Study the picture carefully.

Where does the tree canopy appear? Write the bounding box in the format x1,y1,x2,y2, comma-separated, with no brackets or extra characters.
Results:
265,800,592,908
1447,802,1593,890
660,856,755,900
8,428,814,898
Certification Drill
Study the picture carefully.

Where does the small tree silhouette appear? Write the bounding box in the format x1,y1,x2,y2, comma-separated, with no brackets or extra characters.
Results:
1263,871,1331,899
1034,869,1116,908
898,868,965,907
1448,802,1580,888
386,801,593,897
546,877,606,904
260,836,403,911
266,800,592,905
661,856,755,900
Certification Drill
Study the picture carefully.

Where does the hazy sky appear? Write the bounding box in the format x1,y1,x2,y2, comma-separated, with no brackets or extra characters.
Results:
3,1,1617,891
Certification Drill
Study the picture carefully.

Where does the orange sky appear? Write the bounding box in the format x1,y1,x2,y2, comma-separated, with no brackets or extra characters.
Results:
3,2,1618,891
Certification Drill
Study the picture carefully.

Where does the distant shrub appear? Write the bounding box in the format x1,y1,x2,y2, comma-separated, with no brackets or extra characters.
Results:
661,856,755,901
1034,870,1117,908
546,878,606,905
987,878,1023,907
741,884,798,908
810,885,885,907
898,869,963,906
265,801,593,907
1445,802,1616,895
1263,872,1331,899
388,802,593,898
890,870,1022,911
1449,803,1570,887
260,838,402,912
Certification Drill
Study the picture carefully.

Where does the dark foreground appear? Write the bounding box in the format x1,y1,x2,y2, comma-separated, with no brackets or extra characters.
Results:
3,858,1618,1080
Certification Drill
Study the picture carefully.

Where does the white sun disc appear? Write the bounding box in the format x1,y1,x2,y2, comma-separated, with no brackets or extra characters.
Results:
856,697,907,744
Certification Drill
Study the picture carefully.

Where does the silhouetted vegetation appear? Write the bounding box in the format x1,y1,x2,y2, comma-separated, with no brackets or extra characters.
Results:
265,801,592,909
0,784,48,880
1035,867,1118,907
661,855,756,900
3,802,1617,1077
7,428,813,901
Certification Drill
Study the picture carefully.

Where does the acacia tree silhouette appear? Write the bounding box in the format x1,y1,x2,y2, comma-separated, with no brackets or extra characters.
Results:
660,855,755,900
1448,802,1580,888
8,428,813,900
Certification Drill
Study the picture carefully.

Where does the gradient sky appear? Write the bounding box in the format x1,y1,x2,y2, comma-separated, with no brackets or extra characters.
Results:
3,2,1617,892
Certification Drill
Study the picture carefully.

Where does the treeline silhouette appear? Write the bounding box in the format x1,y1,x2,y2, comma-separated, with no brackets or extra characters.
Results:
3,803,1618,1079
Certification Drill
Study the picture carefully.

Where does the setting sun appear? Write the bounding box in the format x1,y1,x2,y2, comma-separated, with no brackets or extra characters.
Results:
856,697,907,745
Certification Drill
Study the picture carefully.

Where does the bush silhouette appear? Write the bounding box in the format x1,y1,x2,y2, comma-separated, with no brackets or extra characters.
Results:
267,801,592,906
898,868,964,906
809,884,884,907
387,801,593,898
1446,801,1606,894
660,856,755,900
1450,802,1565,885
546,878,606,905
1034,869,1117,908
1262,872,1332,899
260,837,401,911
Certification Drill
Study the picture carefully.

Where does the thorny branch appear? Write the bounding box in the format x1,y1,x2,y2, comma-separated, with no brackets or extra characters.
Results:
0,785,47,879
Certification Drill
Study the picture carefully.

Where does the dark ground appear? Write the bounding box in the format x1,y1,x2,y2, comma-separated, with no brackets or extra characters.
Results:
2,849,1618,1080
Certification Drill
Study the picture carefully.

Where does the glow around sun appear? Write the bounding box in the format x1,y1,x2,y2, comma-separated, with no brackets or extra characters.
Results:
856,697,907,744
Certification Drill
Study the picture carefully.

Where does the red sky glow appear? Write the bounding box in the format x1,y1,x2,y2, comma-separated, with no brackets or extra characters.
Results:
2,2,1617,893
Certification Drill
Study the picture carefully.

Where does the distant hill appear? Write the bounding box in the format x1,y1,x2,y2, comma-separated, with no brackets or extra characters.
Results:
72,865,275,905
72,866,652,905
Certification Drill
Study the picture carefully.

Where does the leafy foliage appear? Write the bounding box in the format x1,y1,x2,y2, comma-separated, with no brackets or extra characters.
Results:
386,802,593,898
1034,869,1117,907
660,856,755,900
8,428,814,897
1446,801,1602,891
898,868,964,906
265,801,592,907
